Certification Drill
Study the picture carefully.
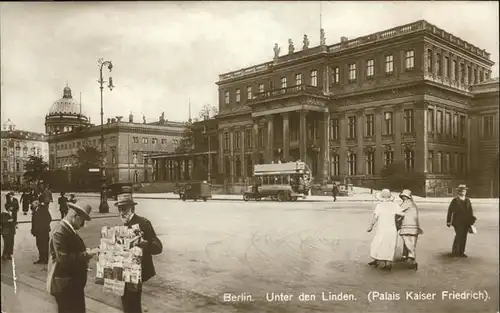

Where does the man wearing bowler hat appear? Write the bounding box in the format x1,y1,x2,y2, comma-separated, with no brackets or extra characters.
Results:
446,184,476,257
115,193,163,313
46,201,99,313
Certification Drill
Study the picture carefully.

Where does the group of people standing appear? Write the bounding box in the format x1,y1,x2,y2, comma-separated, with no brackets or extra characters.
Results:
367,184,477,271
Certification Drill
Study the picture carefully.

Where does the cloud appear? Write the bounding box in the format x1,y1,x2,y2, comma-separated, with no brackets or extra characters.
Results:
1,1,498,133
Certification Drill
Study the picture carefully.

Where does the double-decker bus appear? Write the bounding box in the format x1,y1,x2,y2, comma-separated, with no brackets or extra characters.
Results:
243,161,312,202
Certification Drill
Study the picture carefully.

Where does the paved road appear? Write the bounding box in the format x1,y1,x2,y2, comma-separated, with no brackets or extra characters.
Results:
1,197,499,313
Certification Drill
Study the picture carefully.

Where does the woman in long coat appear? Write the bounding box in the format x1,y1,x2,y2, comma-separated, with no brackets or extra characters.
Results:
399,189,423,270
367,189,403,270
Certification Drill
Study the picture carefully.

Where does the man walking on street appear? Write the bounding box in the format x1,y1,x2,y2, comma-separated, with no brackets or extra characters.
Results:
58,192,69,219
1,203,15,260
332,183,339,202
47,202,99,313
31,200,52,264
115,193,163,313
5,192,19,224
446,184,476,257
398,189,423,270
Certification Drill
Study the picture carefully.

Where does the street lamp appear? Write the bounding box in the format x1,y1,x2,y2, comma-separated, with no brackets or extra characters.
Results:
203,126,211,183
97,58,114,213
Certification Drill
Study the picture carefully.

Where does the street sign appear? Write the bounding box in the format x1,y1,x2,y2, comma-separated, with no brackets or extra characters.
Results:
88,168,100,172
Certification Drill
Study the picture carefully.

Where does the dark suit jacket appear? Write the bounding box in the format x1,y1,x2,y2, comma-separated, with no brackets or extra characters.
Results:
446,197,476,227
46,221,88,295
126,214,163,283
32,207,52,236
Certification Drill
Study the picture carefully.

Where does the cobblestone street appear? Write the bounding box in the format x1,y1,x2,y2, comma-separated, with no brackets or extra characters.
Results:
1,196,499,313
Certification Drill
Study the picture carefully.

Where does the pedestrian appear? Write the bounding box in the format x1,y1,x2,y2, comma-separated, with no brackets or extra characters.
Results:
398,189,423,270
31,200,52,264
446,184,476,257
46,202,99,313
69,194,77,204
367,189,403,270
5,192,19,224
20,189,32,215
115,193,163,313
332,183,339,202
1,203,15,260
58,192,69,219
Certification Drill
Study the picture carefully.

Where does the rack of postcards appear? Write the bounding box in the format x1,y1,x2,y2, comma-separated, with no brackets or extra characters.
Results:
95,225,143,295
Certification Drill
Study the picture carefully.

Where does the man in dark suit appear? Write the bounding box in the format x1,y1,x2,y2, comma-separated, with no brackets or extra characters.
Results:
31,200,52,264
446,184,476,257
46,202,98,313
332,183,339,202
115,193,163,313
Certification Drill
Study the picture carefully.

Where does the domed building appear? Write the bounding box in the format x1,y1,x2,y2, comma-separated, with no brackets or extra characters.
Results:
45,85,90,135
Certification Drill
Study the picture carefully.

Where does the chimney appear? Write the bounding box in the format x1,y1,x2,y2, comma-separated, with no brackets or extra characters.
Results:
341,36,348,43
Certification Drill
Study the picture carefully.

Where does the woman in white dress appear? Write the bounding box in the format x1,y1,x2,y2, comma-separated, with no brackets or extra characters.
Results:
367,189,404,270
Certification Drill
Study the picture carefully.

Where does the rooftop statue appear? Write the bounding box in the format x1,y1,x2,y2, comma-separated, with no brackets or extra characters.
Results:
273,43,280,59
288,39,295,54
303,34,310,50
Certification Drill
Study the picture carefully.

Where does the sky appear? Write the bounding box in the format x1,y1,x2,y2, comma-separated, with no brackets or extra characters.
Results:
1,1,499,133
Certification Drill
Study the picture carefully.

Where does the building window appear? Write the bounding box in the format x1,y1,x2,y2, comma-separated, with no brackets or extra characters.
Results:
485,71,490,80
348,153,356,176
384,151,394,165
365,114,374,137
23,147,27,157
331,154,339,176
245,129,252,148
348,64,356,81
428,109,435,132
152,138,157,144
161,138,167,144
142,137,148,144
428,150,434,173
403,109,414,134
259,84,264,93
385,55,394,74
445,112,452,136
405,50,414,70
473,69,477,84
132,137,139,143
296,73,302,86
348,116,357,139
467,66,472,83
444,153,450,173
366,59,374,78
16,161,20,171
459,115,466,139
452,60,457,80
235,89,241,103
460,154,466,174
330,118,339,140
459,64,465,83
436,152,442,172
452,114,458,137
224,91,230,105
111,148,116,165
427,49,433,73
444,56,449,77
483,116,494,138
224,133,230,149
383,112,393,135
452,153,459,173
404,150,414,171
281,77,287,90
258,129,264,147
310,70,318,87
437,111,443,133
480,71,484,82
365,151,375,175
436,54,441,76
234,131,241,149
132,153,138,165
332,67,340,84
247,86,252,99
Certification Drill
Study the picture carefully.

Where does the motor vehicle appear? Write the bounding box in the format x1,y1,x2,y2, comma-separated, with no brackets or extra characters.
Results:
179,181,211,201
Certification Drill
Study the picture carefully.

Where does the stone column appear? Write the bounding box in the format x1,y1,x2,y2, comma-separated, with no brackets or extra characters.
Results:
252,120,259,164
282,112,290,160
319,111,330,183
218,130,224,179
415,101,427,173
356,110,365,175
339,111,347,177
241,128,246,178
394,107,403,162
230,130,234,183
457,58,463,83
299,110,308,161
266,115,274,163
467,115,474,172
464,61,469,85
374,107,383,174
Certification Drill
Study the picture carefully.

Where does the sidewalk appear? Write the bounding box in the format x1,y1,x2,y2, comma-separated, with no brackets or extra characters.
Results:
73,192,500,204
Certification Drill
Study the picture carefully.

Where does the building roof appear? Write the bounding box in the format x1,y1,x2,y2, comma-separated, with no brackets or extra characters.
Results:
1,129,47,141
47,85,87,118
470,77,499,94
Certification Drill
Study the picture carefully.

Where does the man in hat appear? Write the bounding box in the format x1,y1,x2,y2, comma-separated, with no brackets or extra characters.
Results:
5,191,19,224
115,193,163,313
47,202,99,313
446,184,476,257
31,199,52,264
398,189,423,270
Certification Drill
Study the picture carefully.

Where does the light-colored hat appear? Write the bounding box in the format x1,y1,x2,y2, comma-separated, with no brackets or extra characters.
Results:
114,193,137,207
376,189,395,201
399,189,413,200
457,184,469,191
67,202,92,221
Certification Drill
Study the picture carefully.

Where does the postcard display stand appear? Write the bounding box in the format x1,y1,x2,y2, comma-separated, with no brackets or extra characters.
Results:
95,225,143,296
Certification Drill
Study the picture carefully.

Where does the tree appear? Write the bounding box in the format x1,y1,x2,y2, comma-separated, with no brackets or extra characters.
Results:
199,104,218,120
75,146,102,170
380,161,425,195
174,120,195,154
23,155,49,185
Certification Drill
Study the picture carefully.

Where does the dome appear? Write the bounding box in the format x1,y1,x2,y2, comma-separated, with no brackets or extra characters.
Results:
47,85,86,117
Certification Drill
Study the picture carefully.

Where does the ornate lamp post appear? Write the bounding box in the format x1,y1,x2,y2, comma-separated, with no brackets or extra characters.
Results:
97,58,114,213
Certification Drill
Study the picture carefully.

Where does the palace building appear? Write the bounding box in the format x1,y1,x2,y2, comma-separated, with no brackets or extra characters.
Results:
145,20,499,197
1,119,49,186
46,85,185,184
